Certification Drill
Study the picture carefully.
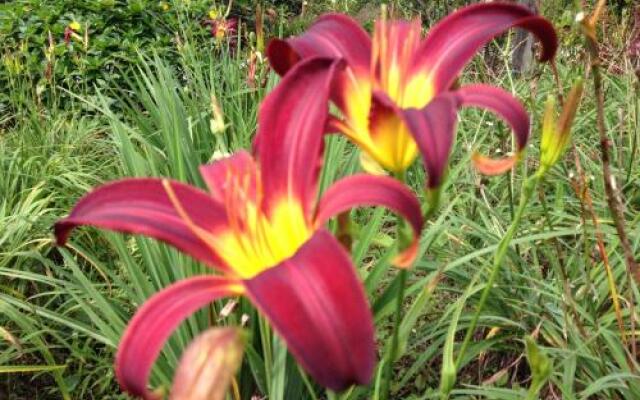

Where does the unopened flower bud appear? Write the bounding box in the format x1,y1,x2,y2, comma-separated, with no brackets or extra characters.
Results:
171,327,245,400
525,335,552,385
539,80,583,173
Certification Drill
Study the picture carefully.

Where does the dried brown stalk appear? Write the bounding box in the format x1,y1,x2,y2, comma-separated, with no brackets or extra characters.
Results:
580,3,639,284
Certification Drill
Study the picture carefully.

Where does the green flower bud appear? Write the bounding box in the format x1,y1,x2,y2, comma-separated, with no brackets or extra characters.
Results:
539,80,584,174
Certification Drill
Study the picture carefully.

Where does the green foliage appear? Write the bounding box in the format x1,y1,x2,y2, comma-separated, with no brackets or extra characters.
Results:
2,1,640,399
0,0,220,112
525,335,552,399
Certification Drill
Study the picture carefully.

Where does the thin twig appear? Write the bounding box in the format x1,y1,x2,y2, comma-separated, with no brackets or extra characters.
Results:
582,4,640,365
582,9,640,284
569,152,627,346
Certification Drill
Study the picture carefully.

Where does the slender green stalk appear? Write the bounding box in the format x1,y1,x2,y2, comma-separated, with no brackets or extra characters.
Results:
380,269,407,399
258,316,273,394
380,171,409,400
297,365,319,400
455,172,540,369
381,175,443,400
538,188,587,338
525,379,545,400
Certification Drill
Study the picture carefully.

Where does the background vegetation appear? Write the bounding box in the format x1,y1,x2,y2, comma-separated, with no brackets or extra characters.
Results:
1,0,639,399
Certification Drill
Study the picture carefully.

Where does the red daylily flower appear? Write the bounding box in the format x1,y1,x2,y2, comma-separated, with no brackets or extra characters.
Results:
267,2,558,187
205,16,238,45
54,58,423,398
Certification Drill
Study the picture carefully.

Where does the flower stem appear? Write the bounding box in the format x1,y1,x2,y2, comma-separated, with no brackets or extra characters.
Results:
583,20,640,283
380,268,407,400
381,171,409,400
454,172,540,369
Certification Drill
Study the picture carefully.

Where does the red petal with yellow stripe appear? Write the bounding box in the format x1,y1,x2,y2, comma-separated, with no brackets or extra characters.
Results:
244,229,375,391
254,57,343,218
54,178,233,273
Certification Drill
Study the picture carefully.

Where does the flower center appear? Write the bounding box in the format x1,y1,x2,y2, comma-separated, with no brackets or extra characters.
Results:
338,19,436,173
214,171,312,279
163,169,311,279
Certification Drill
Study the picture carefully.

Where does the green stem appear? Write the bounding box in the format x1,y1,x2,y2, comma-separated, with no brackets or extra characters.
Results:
391,275,408,353
381,171,409,400
454,172,540,369
381,269,407,400
258,316,273,394
525,379,543,400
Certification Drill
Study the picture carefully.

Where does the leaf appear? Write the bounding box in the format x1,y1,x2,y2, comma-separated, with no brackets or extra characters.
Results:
0,365,66,373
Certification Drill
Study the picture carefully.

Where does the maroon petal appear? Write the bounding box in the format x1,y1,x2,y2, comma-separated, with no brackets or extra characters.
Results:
243,230,375,391
399,94,460,188
199,151,258,203
253,57,343,218
267,13,371,76
456,84,530,151
315,174,423,267
116,276,244,400
54,178,231,272
412,2,557,92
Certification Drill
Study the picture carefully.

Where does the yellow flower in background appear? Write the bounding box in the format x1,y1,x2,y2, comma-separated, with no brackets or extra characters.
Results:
69,21,81,32
209,8,221,20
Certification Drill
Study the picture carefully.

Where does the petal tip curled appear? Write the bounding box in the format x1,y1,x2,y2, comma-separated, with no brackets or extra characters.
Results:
315,174,423,270
53,220,72,246
457,84,531,152
266,12,371,76
472,152,518,176
415,2,558,92
518,15,558,62
392,239,419,268
266,38,300,75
